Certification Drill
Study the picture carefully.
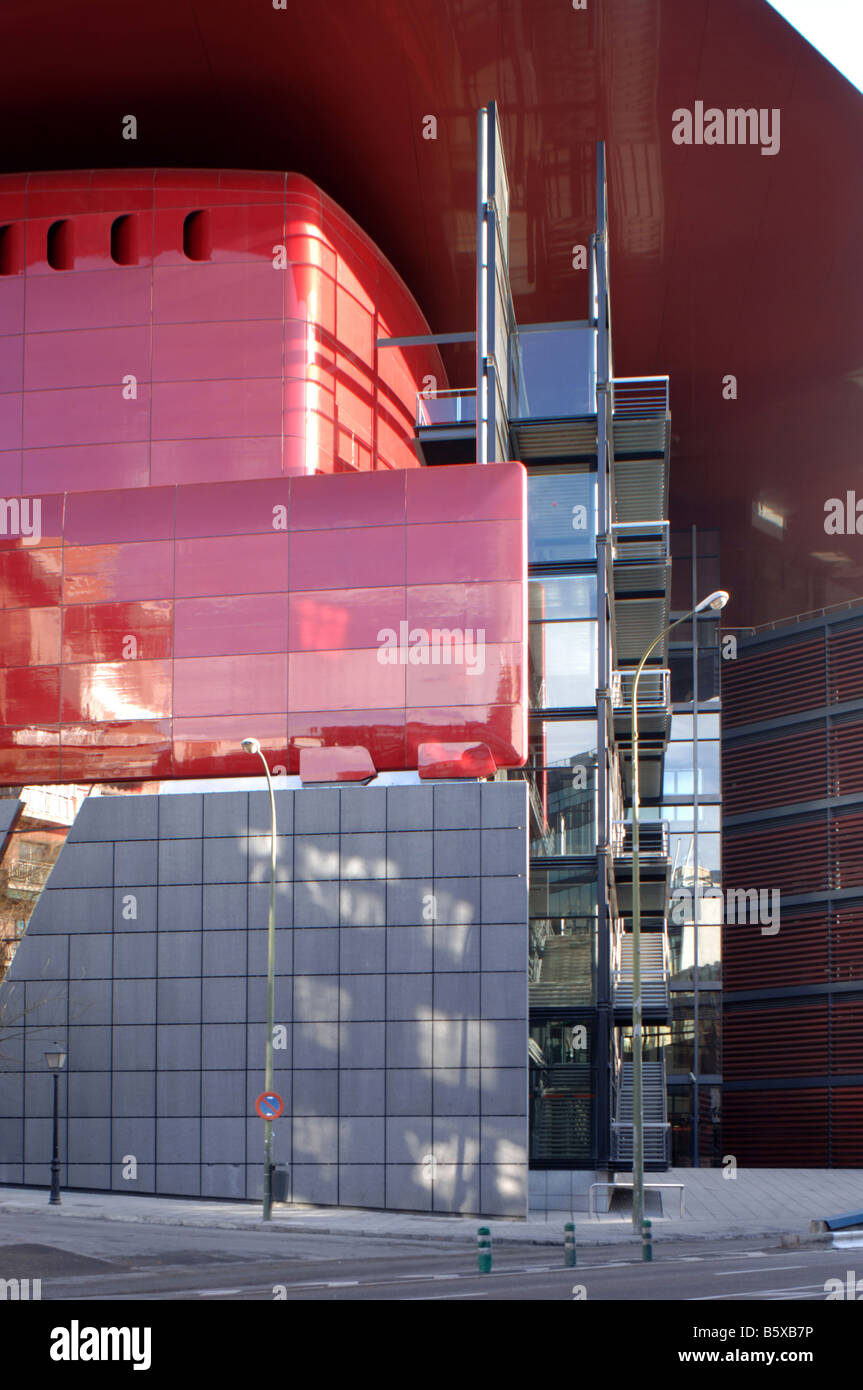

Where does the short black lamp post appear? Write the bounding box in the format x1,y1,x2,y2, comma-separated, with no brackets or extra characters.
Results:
45,1044,67,1205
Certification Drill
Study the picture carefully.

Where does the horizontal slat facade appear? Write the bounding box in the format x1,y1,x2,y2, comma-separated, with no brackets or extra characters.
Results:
721,636,825,729
723,1088,828,1167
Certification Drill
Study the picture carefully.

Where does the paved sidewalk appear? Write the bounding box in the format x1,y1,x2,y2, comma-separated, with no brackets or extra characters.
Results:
2,1168,862,1247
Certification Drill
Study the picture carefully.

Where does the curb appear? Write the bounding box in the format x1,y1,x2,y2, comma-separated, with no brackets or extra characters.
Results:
0,1199,818,1249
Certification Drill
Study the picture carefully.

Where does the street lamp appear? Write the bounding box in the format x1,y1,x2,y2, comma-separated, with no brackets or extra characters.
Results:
45,1043,67,1205
241,736,278,1222
629,589,728,1237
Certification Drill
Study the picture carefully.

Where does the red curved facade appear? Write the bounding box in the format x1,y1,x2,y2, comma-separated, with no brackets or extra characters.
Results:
0,170,527,783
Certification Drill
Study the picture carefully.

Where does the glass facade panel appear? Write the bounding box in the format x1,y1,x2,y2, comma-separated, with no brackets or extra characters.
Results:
527,472,596,563
511,324,597,420
528,572,597,622
529,620,597,709
529,1020,594,1163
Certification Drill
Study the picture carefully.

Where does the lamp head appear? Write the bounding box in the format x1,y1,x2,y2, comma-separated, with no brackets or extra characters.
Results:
241,737,261,756
695,590,729,613
45,1044,67,1071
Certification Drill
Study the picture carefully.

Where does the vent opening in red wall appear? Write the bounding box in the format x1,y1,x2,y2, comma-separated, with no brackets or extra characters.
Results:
0,224,23,275
183,210,211,261
46,219,73,270
111,214,139,266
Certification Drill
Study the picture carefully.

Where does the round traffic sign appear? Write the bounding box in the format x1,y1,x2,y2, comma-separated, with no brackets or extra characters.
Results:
255,1091,283,1119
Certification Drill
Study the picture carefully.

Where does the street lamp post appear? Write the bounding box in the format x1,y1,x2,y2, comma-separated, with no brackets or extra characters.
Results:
241,737,278,1222
629,589,728,1236
45,1043,67,1205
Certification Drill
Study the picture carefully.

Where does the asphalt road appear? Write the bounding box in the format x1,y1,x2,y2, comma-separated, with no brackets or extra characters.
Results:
1,1212,860,1302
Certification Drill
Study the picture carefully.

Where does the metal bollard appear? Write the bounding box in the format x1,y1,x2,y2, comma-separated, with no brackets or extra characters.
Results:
477,1225,492,1274
564,1221,577,1267
642,1217,654,1262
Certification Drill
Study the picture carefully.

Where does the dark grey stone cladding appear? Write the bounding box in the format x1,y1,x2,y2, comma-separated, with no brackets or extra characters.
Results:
0,782,528,1215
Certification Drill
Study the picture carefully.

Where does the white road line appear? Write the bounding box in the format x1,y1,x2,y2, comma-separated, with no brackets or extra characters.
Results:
196,1288,243,1297
689,1282,826,1301
327,1280,359,1287
713,1263,806,1276
404,1291,490,1301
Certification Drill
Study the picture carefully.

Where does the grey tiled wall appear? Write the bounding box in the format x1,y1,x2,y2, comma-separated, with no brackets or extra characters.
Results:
0,782,528,1215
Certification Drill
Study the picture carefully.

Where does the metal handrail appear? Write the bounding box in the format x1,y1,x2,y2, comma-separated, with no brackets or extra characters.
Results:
612,668,671,709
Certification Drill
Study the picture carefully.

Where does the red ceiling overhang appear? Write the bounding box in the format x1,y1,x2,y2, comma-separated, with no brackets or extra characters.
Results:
0,0,860,624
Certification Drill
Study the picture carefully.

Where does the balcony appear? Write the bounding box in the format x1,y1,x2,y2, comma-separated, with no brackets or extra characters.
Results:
414,388,477,466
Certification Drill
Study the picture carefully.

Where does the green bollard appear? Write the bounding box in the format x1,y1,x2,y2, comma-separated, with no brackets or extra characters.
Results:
642,1217,654,1262
564,1221,576,1267
477,1226,492,1274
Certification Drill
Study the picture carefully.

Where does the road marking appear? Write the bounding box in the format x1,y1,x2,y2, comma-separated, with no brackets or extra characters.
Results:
196,1288,243,1297
327,1280,359,1287
713,1263,806,1276
404,1291,490,1301
690,1282,827,1301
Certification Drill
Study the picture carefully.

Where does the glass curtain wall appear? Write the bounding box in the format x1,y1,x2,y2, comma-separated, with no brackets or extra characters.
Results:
518,465,601,1165
664,527,724,1165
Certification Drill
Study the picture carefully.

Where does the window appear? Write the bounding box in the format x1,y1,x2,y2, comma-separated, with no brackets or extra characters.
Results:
527,470,596,562
183,210,211,261
47,220,73,270
111,214,138,266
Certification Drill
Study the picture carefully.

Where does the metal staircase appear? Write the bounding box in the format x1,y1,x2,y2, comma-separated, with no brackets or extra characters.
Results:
613,928,669,1014
611,1059,671,1167
531,1063,593,1162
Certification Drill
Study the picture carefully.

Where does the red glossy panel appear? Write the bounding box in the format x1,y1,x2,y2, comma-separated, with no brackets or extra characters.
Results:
407,704,526,767
152,320,284,381
24,326,150,390
62,601,173,663
24,443,149,495
62,541,174,604
299,745,376,783
175,533,289,598
289,587,404,652
174,594,288,657
172,714,288,778
288,709,406,774
0,390,22,450
150,379,281,442
289,648,405,712
60,720,173,780
153,263,284,322
418,742,496,779
405,640,523,708
290,468,405,530
0,665,59,723
24,268,151,332
61,659,172,722
150,437,283,487
173,653,287,717
406,581,524,644
0,607,60,666
407,520,525,584
0,725,60,780
205,204,286,262
406,462,526,523
64,487,174,545
0,451,23,494
289,526,404,591
0,548,62,609
174,478,291,538
22,384,150,449
0,335,23,393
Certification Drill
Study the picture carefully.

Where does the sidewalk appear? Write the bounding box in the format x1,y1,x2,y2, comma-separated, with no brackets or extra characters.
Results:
2,1168,862,1247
